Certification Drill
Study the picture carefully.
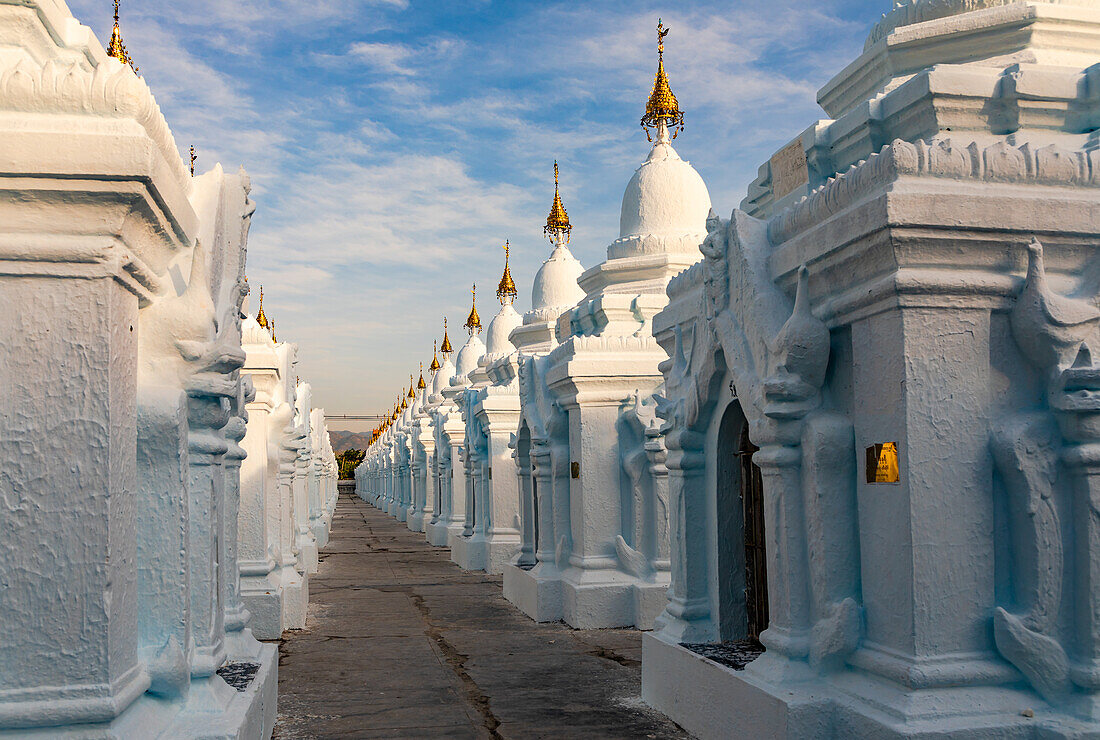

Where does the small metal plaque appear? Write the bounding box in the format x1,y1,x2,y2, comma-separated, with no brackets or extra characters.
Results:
865,443,900,484
571,462,580,479
770,140,809,201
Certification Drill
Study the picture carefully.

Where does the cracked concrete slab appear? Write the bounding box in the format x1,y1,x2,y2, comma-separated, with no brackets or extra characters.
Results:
274,493,692,739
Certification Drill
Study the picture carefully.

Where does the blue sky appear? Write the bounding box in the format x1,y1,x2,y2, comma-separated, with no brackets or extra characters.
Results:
68,0,887,422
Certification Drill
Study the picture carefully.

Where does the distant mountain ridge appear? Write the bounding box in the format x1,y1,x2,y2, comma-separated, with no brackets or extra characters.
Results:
328,430,372,454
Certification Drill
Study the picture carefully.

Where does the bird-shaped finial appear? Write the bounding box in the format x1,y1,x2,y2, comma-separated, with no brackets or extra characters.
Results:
1011,238,1100,376
770,265,829,391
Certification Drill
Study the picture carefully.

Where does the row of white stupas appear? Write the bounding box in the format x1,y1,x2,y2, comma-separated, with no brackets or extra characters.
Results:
357,3,1100,738
240,290,340,639
357,35,705,631
0,1,336,737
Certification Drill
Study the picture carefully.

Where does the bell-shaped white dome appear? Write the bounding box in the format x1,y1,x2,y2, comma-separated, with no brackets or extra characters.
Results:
431,358,455,396
484,303,522,357
242,314,274,347
531,244,585,310
619,136,711,239
453,334,486,383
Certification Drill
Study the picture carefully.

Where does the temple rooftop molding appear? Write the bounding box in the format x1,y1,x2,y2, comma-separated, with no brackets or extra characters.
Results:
745,0,1100,219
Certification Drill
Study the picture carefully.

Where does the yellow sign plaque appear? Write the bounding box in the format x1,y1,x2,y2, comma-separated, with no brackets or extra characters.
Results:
866,443,900,484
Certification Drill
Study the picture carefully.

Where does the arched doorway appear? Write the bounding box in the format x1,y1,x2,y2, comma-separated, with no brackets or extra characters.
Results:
516,422,536,568
716,401,769,643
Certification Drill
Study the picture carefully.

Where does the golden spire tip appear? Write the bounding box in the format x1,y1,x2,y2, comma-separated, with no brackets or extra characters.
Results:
441,316,454,355
545,160,572,244
641,18,683,141
107,0,139,73
497,241,518,306
465,284,482,335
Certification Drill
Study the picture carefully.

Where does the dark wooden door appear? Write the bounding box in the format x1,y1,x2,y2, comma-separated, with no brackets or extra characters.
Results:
740,424,769,641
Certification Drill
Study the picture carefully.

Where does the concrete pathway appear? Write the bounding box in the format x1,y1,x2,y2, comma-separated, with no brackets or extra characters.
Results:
275,493,691,739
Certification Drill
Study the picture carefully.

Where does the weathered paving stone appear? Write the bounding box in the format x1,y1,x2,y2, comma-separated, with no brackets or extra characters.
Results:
275,493,692,739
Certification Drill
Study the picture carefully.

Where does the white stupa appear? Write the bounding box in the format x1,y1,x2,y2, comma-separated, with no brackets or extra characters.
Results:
565,57,711,338
451,287,487,388
479,242,524,369
511,162,586,353
533,21,713,631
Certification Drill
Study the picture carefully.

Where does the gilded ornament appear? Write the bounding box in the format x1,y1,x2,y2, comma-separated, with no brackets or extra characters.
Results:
441,317,454,355
497,241,518,306
465,284,482,335
640,19,684,140
544,161,572,244
106,0,139,73
256,286,269,329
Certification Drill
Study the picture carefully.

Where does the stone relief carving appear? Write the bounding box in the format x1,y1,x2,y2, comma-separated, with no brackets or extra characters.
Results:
990,414,1069,702
664,203,864,666
995,236,1100,708
617,391,663,579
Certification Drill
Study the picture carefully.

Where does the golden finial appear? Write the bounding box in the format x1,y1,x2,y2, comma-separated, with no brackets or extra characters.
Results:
441,317,454,356
190,146,197,177
417,363,427,390
544,161,572,245
641,18,683,141
464,284,482,336
106,0,139,73
270,319,277,343
256,286,269,329
497,241,518,306
430,341,441,373
408,376,416,399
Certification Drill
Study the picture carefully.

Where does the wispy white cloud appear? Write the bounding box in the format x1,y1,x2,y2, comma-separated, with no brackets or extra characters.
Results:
61,0,878,415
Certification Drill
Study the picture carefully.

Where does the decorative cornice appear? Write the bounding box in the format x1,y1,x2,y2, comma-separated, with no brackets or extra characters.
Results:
769,137,1100,246
864,0,1088,49
0,55,191,188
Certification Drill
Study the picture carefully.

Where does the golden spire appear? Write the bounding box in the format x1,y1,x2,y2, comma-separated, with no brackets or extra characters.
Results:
544,161,572,245
464,284,482,335
256,286,269,329
430,341,441,373
106,0,139,73
497,241,518,306
190,146,197,177
441,317,454,356
270,319,277,343
641,19,683,141
417,363,427,390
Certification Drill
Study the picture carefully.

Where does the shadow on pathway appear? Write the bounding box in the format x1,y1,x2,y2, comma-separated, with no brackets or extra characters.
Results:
274,493,691,739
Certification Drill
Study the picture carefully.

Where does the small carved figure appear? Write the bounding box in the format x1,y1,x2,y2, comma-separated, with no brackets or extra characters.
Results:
1011,238,1100,376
